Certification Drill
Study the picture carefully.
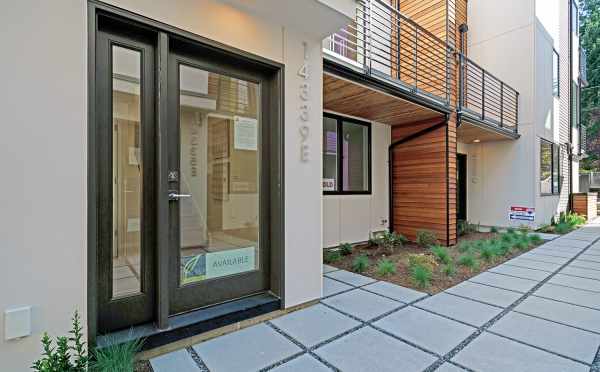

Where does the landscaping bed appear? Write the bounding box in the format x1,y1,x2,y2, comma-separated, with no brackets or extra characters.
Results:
325,229,545,294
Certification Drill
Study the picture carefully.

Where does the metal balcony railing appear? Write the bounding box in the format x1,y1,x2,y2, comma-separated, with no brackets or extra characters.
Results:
458,55,519,134
323,0,455,107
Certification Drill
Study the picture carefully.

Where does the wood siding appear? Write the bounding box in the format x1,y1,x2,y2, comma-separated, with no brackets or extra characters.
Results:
572,193,598,221
391,119,456,246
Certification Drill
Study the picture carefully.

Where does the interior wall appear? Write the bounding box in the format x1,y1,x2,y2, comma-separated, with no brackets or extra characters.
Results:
323,121,391,247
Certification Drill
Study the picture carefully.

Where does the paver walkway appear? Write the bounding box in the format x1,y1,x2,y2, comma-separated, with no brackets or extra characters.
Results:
150,221,600,371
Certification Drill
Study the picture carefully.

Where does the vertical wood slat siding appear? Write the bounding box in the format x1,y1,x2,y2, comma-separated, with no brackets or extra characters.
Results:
572,193,598,221
391,123,456,245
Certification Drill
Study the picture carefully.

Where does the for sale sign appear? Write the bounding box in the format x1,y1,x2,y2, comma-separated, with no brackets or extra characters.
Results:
509,206,535,221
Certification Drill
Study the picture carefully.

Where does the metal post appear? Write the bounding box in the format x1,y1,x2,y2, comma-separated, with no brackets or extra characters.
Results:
481,69,486,120
458,24,469,109
500,82,504,127
396,15,401,80
367,0,372,74
414,25,418,90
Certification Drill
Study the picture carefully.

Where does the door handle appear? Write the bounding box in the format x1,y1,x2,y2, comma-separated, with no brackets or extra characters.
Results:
168,192,192,201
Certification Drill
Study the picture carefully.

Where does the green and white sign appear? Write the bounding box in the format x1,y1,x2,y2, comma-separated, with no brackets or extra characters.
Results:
206,246,256,278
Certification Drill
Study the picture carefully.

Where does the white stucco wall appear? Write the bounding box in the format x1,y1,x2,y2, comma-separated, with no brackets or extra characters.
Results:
323,120,391,247
0,0,348,369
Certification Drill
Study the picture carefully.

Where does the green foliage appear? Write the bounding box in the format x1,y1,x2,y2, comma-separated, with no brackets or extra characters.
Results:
529,234,543,244
32,311,88,372
374,231,407,253
506,227,516,235
442,261,457,277
339,243,353,256
457,241,474,253
376,259,397,276
518,225,531,234
490,226,499,233
352,255,369,273
500,232,516,244
497,241,513,256
416,230,438,248
324,250,342,264
537,224,554,233
408,254,438,272
457,253,479,271
90,337,144,372
410,264,432,288
457,220,479,236
554,222,573,234
559,212,586,228
430,245,451,264
479,243,499,262
514,235,532,251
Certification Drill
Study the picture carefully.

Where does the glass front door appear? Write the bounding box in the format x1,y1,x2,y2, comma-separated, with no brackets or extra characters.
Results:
167,44,270,315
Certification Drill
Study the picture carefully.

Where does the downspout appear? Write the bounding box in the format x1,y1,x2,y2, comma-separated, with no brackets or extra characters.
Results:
568,2,574,211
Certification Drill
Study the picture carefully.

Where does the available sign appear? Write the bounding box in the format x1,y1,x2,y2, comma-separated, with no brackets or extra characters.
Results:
206,246,256,279
323,178,336,191
509,206,535,221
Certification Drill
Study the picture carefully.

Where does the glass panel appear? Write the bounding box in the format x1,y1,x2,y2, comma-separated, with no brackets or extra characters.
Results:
323,117,338,192
342,121,369,192
540,141,552,195
178,64,260,286
553,51,559,97
112,46,142,299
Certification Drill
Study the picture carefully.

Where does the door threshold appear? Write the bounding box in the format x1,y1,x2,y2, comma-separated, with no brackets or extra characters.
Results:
96,293,280,351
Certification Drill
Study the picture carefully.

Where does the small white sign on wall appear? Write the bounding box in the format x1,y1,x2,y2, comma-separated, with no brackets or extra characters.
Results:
323,178,336,191
234,116,258,151
509,206,535,222
205,246,256,278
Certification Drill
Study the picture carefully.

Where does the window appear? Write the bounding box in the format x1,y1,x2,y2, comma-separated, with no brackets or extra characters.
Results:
553,49,560,97
323,113,371,194
540,139,561,195
571,0,579,36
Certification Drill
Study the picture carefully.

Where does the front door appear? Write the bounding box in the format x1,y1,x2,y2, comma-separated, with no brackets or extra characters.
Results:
166,40,271,315
457,154,467,221
94,14,277,334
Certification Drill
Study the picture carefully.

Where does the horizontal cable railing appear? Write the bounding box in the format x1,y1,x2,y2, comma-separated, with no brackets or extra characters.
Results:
323,0,455,107
459,55,519,133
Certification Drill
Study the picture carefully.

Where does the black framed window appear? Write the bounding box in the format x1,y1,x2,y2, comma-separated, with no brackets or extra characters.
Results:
323,113,371,194
540,139,561,195
553,49,560,97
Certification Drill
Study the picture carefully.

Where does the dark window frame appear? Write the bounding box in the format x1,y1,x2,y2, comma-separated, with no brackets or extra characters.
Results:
323,112,372,195
553,49,560,97
540,138,561,196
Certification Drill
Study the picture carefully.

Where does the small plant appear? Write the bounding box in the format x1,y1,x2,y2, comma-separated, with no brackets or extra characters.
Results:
490,226,499,233
518,225,531,234
90,337,144,372
537,224,554,233
410,264,432,288
352,255,370,273
430,245,451,264
457,241,474,253
497,241,513,256
442,261,457,277
479,244,498,262
514,235,531,251
554,222,573,234
407,254,438,272
339,242,353,256
457,253,479,271
376,259,397,276
559,211,586,228
375,231,407,253
33,311,88,372
529,234,543,244
500,232,515,244
458,220,479,236
324,250,342,264
416,230,438,248
506,227,516,235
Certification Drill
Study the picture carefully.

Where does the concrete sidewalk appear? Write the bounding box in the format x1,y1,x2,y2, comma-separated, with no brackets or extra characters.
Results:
150,221,600,372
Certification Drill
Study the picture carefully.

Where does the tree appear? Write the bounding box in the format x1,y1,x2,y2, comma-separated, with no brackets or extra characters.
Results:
580,0,600,171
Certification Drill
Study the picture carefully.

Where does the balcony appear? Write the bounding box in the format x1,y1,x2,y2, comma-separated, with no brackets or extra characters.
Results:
457,55,520,141
323,0,455,109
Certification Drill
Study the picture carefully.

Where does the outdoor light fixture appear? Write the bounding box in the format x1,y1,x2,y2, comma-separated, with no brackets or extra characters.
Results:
473,139,481,143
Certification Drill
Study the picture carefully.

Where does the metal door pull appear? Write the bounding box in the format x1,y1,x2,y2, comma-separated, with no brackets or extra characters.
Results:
168,192,192,201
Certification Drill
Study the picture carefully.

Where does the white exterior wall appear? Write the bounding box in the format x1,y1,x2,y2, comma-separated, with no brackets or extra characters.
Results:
464,0,571,228
0,0,351,369
323,120,391,247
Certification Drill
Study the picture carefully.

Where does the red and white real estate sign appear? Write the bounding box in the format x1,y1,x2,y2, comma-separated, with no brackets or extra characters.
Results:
509,206,535,221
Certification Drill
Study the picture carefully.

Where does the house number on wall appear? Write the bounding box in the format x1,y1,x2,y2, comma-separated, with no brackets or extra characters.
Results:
299,41,310,163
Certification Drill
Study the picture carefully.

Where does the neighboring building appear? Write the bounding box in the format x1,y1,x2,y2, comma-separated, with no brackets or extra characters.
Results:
323,0,585,249
0,0,584,370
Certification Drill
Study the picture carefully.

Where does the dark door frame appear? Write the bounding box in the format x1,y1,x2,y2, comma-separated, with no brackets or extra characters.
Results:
88,1,285,342
457,153,467,222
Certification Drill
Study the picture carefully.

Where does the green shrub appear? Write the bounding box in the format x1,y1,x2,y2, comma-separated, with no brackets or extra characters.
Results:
457,241,474,253
339,242,353,256
408,254,438,272
324,250,342,264
352,255,369,273
559,211,586,227
497,242,513,256
500,232,515,244
430,245,451,264
457,254,479,271
529,234,543,244
506,227,517,235
91,337,144,372
554,222,573,234
442,261,457,277
458,220,479,236
410,264,432,288
416,230,438,248
33,311,88,372
376,259,397,276
514,235,531,251
537,224,554,233
518,225,531,234
375,231,407,253
490,226,499,233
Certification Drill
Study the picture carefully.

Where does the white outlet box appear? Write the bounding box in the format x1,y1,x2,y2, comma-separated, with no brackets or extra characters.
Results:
5,306,32,340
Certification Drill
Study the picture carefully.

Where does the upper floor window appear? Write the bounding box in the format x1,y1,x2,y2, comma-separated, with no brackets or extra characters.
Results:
323,113,371,194
540,139,561,195
553,49,560,97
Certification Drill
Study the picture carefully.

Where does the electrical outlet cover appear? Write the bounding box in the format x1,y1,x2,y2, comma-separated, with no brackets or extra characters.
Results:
5,306,31,340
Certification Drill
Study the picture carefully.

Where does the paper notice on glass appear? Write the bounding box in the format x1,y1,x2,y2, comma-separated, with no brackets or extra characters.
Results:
234,116,258,151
